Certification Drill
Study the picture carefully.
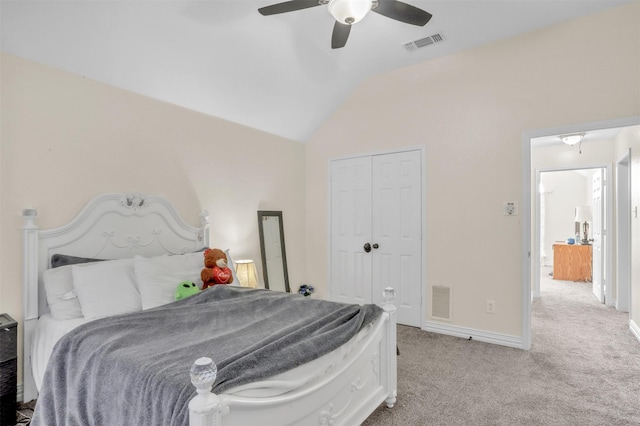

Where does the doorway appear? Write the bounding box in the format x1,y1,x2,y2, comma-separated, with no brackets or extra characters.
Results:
521,117,640,350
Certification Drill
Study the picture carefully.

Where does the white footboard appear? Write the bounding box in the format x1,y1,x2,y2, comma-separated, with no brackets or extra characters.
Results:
189,288,398,426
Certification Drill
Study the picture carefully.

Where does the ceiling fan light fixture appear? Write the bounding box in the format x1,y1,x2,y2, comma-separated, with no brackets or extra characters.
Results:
328,0,373,25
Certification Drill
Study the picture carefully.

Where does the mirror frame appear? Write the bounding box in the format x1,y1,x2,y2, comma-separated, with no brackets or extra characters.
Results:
257,210,290,292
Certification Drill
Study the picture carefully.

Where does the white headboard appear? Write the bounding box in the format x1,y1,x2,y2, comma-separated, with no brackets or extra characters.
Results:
21,192,208,401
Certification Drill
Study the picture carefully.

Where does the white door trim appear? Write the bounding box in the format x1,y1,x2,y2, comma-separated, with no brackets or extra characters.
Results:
616,149,632,312
328,145,427,327
522,116,640,350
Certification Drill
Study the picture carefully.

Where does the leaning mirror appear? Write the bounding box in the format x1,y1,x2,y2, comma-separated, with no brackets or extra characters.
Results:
257,211,290,292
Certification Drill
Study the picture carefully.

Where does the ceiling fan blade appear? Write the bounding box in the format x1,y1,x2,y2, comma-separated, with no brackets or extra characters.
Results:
372,0,432,26
258,0,322,16
331,21,351,49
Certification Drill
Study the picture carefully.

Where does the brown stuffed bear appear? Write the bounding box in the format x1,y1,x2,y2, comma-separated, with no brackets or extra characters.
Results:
201,248,233,289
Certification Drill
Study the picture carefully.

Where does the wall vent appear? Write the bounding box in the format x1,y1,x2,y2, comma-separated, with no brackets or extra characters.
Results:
431,285,451,320
404,33,444,52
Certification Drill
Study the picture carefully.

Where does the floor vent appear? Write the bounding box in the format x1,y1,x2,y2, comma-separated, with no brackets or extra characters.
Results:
404,33,444,52
431,285,451,320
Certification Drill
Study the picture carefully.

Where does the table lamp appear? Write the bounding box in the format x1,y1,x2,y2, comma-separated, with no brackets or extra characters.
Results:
574,206,592,245
235,259,258,288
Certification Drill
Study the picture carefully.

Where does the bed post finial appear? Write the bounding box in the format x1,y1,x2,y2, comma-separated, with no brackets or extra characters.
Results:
189,357,224,426
383,287,396,308
22,208,38,225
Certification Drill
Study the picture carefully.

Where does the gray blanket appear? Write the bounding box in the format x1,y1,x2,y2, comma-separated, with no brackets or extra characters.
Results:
31,286,382,426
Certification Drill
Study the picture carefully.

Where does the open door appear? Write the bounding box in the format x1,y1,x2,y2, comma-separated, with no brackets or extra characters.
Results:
592,169,605,303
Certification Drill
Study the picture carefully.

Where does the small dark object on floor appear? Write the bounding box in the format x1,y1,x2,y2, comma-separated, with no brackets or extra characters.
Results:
468,336,472,340
16,400,36,425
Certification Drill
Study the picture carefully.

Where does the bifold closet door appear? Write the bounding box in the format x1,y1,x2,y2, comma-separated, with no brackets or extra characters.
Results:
330,150,422,327
331,156,374,306
371,151,422,326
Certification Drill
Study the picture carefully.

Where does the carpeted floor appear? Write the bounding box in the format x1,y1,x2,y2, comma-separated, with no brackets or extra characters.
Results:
16,399,36,425
363,267,640,425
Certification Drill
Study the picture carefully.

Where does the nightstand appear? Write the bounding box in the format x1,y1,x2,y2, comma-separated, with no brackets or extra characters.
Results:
552,243,592,281
0,314,17,426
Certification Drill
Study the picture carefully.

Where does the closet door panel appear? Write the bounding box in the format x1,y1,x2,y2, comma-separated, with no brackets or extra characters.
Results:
372,151,422,327
330,157,373,305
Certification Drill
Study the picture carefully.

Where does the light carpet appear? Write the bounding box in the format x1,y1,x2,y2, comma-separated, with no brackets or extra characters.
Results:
363,268,640,425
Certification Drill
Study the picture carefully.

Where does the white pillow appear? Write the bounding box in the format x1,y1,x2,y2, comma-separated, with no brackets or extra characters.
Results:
133,252,203,310
43,265,84,320
72,258,141,320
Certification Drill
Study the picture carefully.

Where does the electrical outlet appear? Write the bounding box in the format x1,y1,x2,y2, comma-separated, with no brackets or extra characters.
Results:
486,300,496,314
503,202,518,216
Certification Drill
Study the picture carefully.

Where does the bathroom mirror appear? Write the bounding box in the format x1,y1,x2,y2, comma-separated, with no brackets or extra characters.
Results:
257,211,290,292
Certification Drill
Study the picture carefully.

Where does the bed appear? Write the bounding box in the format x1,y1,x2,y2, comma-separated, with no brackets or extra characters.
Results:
22,192,398,426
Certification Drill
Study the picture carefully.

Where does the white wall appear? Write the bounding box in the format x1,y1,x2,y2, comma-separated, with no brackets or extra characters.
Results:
540,170,590,265
305,3,640,339
0,53,306,385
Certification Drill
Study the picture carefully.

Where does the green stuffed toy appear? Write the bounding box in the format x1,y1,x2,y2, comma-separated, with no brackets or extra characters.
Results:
174,281,200,301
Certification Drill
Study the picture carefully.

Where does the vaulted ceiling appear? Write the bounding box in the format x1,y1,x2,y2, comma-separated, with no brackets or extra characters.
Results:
1,0,632,142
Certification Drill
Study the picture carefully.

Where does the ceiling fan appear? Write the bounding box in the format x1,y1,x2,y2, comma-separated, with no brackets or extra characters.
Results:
258,0,432,49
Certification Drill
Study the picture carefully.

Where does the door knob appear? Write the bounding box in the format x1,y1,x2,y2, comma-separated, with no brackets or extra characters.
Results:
364,243,371,253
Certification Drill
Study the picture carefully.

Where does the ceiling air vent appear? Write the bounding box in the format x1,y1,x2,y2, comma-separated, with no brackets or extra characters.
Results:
404,33,444,52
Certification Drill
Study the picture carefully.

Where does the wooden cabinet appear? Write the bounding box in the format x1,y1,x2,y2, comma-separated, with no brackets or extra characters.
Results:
552,243,592,282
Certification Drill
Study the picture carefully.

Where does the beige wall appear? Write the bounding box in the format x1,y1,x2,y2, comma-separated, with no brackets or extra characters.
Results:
305,3,640,337
0,53,306,384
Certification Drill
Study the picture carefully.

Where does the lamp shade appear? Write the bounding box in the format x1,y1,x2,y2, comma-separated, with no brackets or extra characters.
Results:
574,206,592,223
328,0,372,24
235,259,258,288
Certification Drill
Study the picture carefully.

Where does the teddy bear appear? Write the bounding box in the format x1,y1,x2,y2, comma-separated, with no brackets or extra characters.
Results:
201,248,233,289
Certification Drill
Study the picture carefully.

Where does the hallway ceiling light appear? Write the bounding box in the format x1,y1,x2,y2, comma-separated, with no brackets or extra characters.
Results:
561,134,584,146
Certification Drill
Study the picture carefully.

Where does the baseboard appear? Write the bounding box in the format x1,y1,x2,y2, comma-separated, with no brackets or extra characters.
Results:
630,319,640,343
423,321,524,349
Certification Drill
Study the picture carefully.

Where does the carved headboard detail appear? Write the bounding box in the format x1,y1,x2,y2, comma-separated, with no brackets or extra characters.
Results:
21,192,209,401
